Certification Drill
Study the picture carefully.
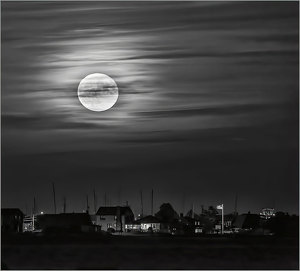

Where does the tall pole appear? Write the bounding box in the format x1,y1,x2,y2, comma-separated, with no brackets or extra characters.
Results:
52,182,57,214
140,190,143,217
104,192,107,207
151,189,153,216
93,189,97,214
221,204,224,235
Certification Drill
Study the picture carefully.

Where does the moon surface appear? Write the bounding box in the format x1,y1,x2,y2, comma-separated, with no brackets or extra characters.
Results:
78,73,119,112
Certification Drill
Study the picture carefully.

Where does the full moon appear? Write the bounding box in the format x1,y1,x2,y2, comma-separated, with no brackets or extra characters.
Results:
78,73,119,112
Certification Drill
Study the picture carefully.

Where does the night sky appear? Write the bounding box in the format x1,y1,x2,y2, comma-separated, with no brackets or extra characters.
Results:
2,1,299,216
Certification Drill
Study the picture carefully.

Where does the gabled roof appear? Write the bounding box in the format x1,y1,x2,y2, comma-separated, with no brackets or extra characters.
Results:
1,208,24,217
96,206,133,216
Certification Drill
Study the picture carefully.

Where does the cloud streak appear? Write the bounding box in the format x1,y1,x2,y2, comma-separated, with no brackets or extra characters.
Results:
1,1,298,214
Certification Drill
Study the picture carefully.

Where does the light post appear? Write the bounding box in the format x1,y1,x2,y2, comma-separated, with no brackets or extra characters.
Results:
217,204,224,234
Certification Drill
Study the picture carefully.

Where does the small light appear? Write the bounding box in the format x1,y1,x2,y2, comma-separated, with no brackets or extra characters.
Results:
40,211,44,215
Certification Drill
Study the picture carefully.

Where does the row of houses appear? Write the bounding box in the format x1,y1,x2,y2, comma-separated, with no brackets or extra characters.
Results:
2,206,271,235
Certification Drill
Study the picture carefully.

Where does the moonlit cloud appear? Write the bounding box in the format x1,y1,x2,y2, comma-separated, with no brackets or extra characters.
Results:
2,2,298,215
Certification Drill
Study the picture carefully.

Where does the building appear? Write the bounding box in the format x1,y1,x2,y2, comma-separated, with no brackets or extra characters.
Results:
1,208,24,233
124,221,141,232
96,206,134,232
23,215,37,232
138,215,161,232
36,213,94,233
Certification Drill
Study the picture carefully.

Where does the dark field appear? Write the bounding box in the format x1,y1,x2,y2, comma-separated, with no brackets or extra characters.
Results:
2,233,299,270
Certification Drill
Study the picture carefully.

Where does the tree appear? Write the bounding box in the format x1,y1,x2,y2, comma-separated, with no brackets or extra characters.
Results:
207,206,219,217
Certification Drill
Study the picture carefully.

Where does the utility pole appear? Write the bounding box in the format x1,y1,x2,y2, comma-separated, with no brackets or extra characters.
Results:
52,182,57,214
104,192,107,207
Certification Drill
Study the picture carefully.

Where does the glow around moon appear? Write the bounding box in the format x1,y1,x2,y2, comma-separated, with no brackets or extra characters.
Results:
78,73,119,112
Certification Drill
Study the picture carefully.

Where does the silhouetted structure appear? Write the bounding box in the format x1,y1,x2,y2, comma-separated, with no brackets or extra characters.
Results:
1,208,24,233
96,206,134,232
233,213,260,231
36,213,94,233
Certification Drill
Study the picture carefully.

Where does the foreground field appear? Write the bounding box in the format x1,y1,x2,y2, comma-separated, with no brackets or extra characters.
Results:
2,233,299,269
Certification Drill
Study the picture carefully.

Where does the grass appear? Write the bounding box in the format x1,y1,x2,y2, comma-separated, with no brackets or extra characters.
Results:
2,233,299,269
